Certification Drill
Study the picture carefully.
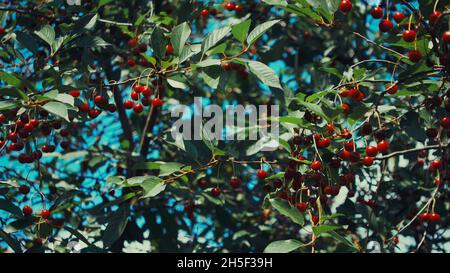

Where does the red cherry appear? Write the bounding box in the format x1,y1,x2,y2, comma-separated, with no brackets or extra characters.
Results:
340,103,350,114
141,86,152,97
344,141,355,151
317,138,330,148
94,95,104,105
379,19,393,32
311,160,322,170
377,140,390,154
440,117,450,128
197,177,209,187
234,4,242,13
152,98,163,107
69,90,80,97
123,100,134,109
361,156,374,166
30,118,39,127
430,160,442,169
200,9,209,17
107,103,117,112
133,104,144,113
0,113,5,123
339,0,352,14
429,213,441,222
88,108,100,118
224,2,235,11
133,85,144,93
429,11,442,24
442,31,450,44
371,6,383,19
402,30,416,42
408,50,422,63
230,176,242,188
0,27,5,35
130,91,140,101
211,187,221,197
365,146,378,157
79,102,90,113
393,12,406,23
22,206,33,216
127,58,136,67
312,215,319,225
419,212,430,221
296,202,308,213
386,84,398,94
323,185,332,195
257,170,268,180
8,132,17,142
340,150,351,161
19,185,30,194
127,37,138,47
165,44,173,55
41,209,51,219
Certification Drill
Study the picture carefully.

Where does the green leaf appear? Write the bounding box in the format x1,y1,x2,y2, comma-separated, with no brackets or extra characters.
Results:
312,224,341,236
15,32,39,54
0,71,22,87
0,229,23,253
0,101,19,110
231,19,251,43
0,198,23,216
141,177,166,199
202,26,231,54
151,28,167,59
170,22,191,56
326,231,360,252
247,60,282,89
41,101,70,121
246,20,280,46
133,162,184,176
0,87,28,100
102,204,130,248
34,25,55,47
270,198,304,225
264,239,304,253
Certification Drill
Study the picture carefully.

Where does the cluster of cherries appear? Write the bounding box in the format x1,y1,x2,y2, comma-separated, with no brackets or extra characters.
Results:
339,1,450,65
123,83,164,114
199,1,244,18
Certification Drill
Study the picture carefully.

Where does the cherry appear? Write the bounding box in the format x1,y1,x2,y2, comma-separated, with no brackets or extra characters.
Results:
429,213,441,222
197,177,209,187
141,86,152,97
385,84,398,94
340,103,350,114
408,50,422,63
152,98,163,107
371,6,383,19
41,209,51,219
402,30,416,43
123,100,134,109
361,156,374,166
127,58,136,67
311,160,322,170
377,140,389,154
430,160,441,169
69,90,80,97
365,146,378,157
19,185,30,195
323,185,332,195
234,4,242,13
344,141,355,151
79,102,90,113
0,113,5,123
442,31,450,44
134,85,144,93
107,104,117,112
440,117,450,128
23,123,34,132
379,19,393,33
312,215,319,225
224,2,235,11
339,0,352,14
165,44,173,55
8,132,17,142
429,11,442,24
133,104,144,113
211,187,221,197
30,118,39,127
127,37,138,47
94,95,105,105
88,108,100,118
348,151,360,163
393,12,406,23
230,176,242,188
257,170,268,180
296,202,308,213
131,91,140,101
340,150,351,161
22,206,33,216
200,9,209,17
317,138,330,148
0,27,4,35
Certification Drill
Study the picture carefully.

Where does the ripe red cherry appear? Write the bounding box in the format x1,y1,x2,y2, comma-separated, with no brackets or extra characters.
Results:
430,160,441,169
402,30,416,42
23,206,33,216
200,9,209,17
429,213,441,222
133,104,144,113
386,84,398,94
141,86,152,97
340,150,351,161
88,109,100,118
234,4,242,13
442,31,450,44
224,2,235,11
131,91,140,101
312,215,319,225
230,176,242,188
339,0,352,14
296,202,308,213
123,100,134,109
257,170,268,180
340,103,350,114
8,132,17,142
211,187,221,197
127,58,136,67
440,117,450,128
133,85,144,93
317,138,330,148
361,156,374,166
419,212,430,221
107,104,117,112
311,160,322,170
379,19,393,33
165,44,173,55
127,37,138,47
94,95,104,105
69,90,80,97
377,140,389,154
79,102,89,113
365,146,378,157
429,11,442,24
371,6,383,19
41,209,51,219
408,50,422,63
19,185,30,195
393,12,406,23
344,141,355,151
152,98,163,107
197,177,209,187
0,27,4,35
0,113,5,123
